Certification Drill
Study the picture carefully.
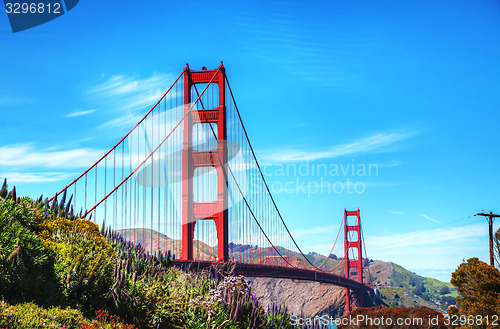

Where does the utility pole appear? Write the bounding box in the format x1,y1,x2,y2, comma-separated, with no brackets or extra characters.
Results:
474,212,500,267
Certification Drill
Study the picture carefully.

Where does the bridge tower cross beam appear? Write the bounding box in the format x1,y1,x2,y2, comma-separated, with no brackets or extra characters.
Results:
344,208,364,314
182,64,229,262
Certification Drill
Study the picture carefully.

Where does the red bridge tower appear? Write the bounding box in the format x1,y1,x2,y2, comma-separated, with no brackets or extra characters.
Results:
344,209,364,313
182,64,229,262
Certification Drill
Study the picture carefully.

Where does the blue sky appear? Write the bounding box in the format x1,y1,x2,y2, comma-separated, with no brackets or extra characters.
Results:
1,0,500,282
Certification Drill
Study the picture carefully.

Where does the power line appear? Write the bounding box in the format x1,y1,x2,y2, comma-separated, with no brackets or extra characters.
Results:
366,215,472,250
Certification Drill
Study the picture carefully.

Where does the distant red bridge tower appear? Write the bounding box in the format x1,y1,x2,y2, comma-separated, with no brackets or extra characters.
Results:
344,209,364,313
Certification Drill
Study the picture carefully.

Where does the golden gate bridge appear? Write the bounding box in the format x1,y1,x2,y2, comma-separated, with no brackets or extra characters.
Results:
49,63,373,314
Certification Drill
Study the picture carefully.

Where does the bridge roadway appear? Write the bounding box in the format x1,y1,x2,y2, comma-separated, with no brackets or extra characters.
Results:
173,260,371,292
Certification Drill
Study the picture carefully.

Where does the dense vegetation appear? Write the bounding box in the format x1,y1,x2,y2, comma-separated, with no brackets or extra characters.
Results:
337,306,452,329
450,257,500,329
0,182,304,328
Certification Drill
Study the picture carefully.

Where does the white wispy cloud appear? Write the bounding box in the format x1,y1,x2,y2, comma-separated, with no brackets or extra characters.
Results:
0,172,77,183
420,213,440,224
362,182,403,188
379,161,401,168
98,113,144,129
366,224,486,252
236,9,400,89
65,109,95,118
261,131,418,163
390,210,405,215
0,144,105,169
88,73,175,126
289,123,306,129
364,223,489,281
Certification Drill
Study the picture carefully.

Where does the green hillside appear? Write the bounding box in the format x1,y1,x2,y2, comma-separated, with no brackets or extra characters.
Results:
376,262,457,311
304,254,458,312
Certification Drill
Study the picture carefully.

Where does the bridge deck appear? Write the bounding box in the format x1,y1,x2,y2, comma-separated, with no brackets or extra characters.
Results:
173,260,370,291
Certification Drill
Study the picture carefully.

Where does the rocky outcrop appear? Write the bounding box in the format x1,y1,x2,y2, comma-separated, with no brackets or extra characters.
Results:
247,277,346,318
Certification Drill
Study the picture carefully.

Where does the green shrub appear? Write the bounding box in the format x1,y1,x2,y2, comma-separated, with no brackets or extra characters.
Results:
0,300,84,328
0,198,62,305
37,217,115,315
